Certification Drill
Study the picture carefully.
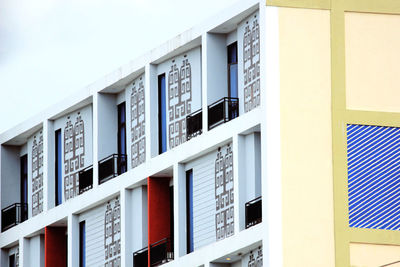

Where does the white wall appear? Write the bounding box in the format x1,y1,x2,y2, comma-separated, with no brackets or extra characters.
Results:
157,47,202,150
53,105,93,202
206,33,228,105
238,132,261,230
97,93,118,160
79,196,121,266
28,235,44,267
1,145,21,209
185,142,234,250
186,150,216,250
130,186,147,253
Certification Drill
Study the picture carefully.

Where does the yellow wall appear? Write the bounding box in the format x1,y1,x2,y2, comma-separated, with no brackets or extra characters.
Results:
279,7,335,267
345,12,400,112
350,243,400,267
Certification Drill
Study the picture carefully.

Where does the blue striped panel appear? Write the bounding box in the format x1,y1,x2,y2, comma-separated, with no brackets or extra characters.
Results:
347,124,400,230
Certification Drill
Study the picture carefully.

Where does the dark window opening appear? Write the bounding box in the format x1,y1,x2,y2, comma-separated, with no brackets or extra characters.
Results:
227,42,238,98
169,186,174,251
55,129,62,206
9,254,15,267
186,169,193,253
158,74,167,154
117,102,127,174
79,221,86,267
20,154,28,222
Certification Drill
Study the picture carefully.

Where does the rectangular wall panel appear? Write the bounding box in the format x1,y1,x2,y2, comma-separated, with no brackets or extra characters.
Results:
347,124,400,230
53,105,93,202
28,129,44,217
157,47,202,151
186,143,234,250
129,74,146,169
238,11,260,114
79,196,121,266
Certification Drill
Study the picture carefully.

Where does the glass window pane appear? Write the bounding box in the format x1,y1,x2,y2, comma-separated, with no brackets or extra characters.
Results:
159,74,167,154
228,42,237,64
229,64,238,98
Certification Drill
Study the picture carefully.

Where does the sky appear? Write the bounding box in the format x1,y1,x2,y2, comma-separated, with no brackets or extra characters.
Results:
0,0,238,134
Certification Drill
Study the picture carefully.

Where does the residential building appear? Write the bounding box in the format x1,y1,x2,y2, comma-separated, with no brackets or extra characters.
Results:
1,0,400,267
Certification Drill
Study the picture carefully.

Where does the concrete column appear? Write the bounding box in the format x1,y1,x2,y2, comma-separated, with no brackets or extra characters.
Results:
232,134,241,234
173,163,187,257
44,119,55,211
201,34,209,134
145,63,158,159
68,214,79,267
263,5,283,267
120,189,129,267
92,93,100,188
20,237,29,267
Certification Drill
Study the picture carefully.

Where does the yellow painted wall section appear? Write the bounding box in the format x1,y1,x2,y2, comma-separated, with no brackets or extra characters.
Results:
279,7,335,267
345,12,400,112
350,243,400,267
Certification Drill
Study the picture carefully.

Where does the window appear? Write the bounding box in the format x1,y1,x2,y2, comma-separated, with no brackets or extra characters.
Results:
20,154,28,221
55,129,62,206
227,42,238,98
158,74,167,154
118,102,127,174
79,221,86,267
186,169,193,253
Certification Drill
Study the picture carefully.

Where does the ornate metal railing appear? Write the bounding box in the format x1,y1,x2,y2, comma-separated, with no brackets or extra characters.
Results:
208,97,239,130
133,238,174,267
245,196,262,229
1,203,28,232
186,108,202,140
98,154,127,184
79,165,93,194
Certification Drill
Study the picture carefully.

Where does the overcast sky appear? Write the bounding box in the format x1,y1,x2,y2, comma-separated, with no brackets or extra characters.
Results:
0,0,238,134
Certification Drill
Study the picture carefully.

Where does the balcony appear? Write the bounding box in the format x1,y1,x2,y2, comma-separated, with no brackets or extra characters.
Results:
186,108,202,140
245,196,262,229
79,165,93,194
133,246,148,267
133,238,174,267
1,203,28,232
150,238,174,266
208,97,239,130
98,154,127,185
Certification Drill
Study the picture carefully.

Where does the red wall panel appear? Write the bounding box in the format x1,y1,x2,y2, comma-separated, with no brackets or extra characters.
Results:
45,226,67,267
147,177,171,265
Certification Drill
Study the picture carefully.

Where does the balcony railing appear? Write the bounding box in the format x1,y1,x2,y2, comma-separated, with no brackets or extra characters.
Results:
1,203,28,232
98,154,127,185
150,238,174,266
133,238,174,267
79,165,93,194
208,97,239,130
133,246,148,267
186,108,202,140
245,196,262,229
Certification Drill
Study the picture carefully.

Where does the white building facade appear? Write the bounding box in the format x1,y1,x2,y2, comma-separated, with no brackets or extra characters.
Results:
0,1,278,266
